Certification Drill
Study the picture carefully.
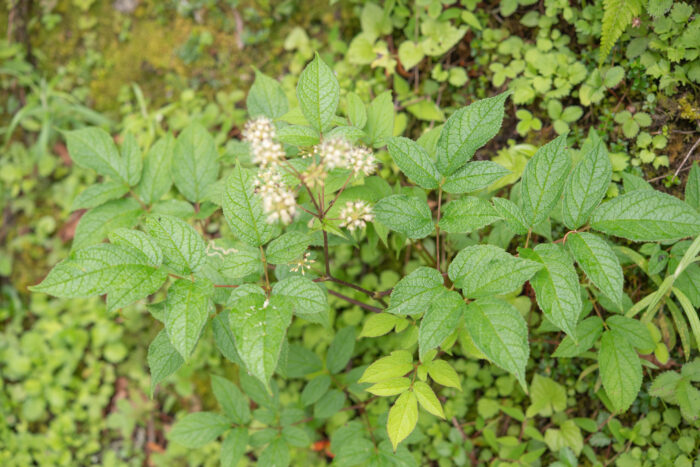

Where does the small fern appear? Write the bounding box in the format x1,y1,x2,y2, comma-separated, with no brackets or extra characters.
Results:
599,0,644,63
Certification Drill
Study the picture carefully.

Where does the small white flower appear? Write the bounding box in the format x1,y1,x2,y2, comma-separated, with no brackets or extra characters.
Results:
252,139,285,167
256,168,297,224
315,137,353,170
347,145,377,176
242,116,276,145
290,251,315,275
339,201,374,231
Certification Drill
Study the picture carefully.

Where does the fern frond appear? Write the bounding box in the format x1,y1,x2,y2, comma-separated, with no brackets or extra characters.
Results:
600,0,644,63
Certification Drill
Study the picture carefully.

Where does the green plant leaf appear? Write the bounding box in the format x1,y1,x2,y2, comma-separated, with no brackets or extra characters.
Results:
552,316,604,358
567,232,623,306
223,162,275,247
442,161,510,194
147,329,184,397
301,375,332,406
247,70,289,119
276,125,320,146
591,189,700,241
144,214,207,275
326,326,356,374
524,244,581,339
168,412,231,448
374,194,434,239
387,391,418,451
366,377,411,396
272,275,329,324
265,231,311,264
438,197,501,233
31,243,156,299
219,242,261,280
464,297,529,391
314,389,346,419
387,136,440,189
448,245,542,298
106,266,168,313
520,134,571,227
436,92,509,175
425,359,461,390
296,53,339,132
562,134,612,229
413,381,445,418
527,374,567,417
72,198,143,251
607,315,655,353
359,313,402,338
221,428,249,467
64,127,127,182
359,350,413,384
346,92,367,128
109,228,163,266
599,330,642,412
172,123,220,203
686,162,700,210
71,181,129,211
419,290,465,360
164,278,213,359
649,371,682,403
492,197,529,234
229,294,292,390
135,134,175,204
365,91,394,148
211,374,251,424
600,0,643,62
121,132,142,186
387,267,445,316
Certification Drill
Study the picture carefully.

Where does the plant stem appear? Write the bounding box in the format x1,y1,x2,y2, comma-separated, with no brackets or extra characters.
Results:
435,188,443,272
260,246,270,296
327,289,382,313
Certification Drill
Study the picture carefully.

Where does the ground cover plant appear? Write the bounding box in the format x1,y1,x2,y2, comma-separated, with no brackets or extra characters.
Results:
2,1,700,466
27,52,700,465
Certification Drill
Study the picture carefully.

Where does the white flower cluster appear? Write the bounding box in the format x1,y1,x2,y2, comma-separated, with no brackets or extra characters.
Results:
339,201,374,231
314,137,377,175
255,168,296,224
243,117,285,167
290,251,315,275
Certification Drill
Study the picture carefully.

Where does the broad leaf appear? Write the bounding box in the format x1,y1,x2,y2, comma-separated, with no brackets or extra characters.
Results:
221,428,248,467
686,162,699,210
387,136,440,189
72,198,143,251
607,315,655,353
552,316,604,358
567,232,623,306
326,326,356,374
436,92,509,175
272,275,329,324
425,359,461,390
169,412,231,448
247,70,289,119
413,381,445,418
296,53,339,132
387,267,445,316
591,189,700,242
164,278,213,359
211,375,251,424
374,194,434,239
276,125,320,146
223,162,274,247
419,290,465,360
219,242,261,280
144,214,207,275
492,197,529,234
265,231,311,264
229,294,293,390
442,161,510,194
135,134,175,204
109,228,162,266
121,132,143,186
464,297,529,391
599,330,642,412
387,391,418,450
64,127,126,182
359,350,413,384
524,244,581,339
448,245,542,298
71,181,129,211
172,123,220,202
520,134,571,227
438,197,500,233
346,91,367,128
147,329,184,396
562,133,611,229
365,91,394,147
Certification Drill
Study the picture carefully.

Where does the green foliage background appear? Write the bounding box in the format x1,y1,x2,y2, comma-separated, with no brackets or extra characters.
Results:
1,0,699,466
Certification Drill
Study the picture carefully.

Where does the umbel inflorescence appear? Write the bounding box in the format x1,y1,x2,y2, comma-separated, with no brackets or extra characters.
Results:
242,116,377,226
